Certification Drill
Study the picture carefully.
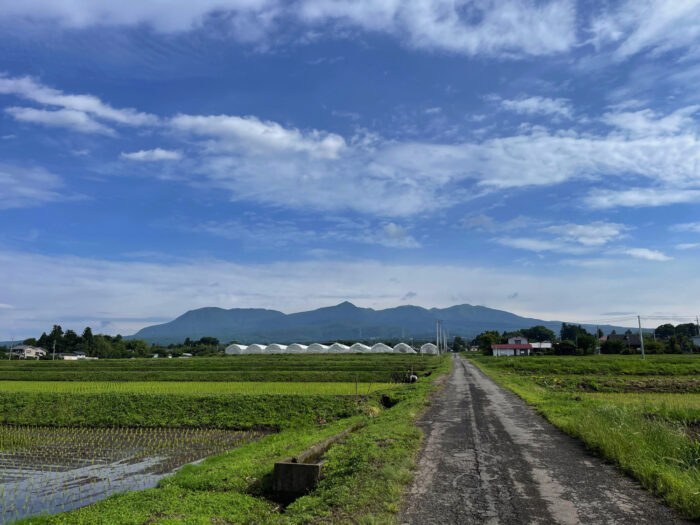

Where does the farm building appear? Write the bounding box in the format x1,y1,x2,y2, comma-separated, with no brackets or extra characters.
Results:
507,336,528,345
224,344,247,355
328,343,350,353
245,344,266,354
608,334,642,349
393,343,415,354
420,343,438,354
11,345,47,359
492,344,533,356
349,343,371,353
286,344,308,353
265,344,287,354
307,343,329,353
370,343,393,353
530,342,552,350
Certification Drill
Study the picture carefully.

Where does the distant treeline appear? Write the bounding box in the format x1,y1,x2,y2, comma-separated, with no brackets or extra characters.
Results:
0,326,439,359
470,322,699,355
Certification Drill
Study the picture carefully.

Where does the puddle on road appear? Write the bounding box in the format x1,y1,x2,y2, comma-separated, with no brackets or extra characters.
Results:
0,426,267,523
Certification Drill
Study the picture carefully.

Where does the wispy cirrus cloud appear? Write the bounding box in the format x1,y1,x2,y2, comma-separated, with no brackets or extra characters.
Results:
6,106,116,135
496,95,573,119
0,163,72,209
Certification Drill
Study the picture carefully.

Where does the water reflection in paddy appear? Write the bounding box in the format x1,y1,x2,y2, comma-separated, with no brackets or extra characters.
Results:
0,426,266,523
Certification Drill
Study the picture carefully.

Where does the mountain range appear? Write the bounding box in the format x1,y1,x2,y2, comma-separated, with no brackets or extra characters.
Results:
130,302,629,345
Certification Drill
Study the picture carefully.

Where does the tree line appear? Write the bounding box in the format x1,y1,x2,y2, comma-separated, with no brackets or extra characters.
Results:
469,322,699,356
1,326,224,359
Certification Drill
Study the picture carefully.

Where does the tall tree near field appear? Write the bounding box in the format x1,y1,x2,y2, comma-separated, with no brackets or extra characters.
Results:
522,325,556,342
655,324,675,340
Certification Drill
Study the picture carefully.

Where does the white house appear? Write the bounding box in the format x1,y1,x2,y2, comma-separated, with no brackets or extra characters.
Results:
492,343,532,357
507,336,528,345
12,345,47,359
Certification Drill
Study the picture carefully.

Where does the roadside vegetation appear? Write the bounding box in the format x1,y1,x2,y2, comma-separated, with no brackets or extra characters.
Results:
468,354,700,519
2,354,451,524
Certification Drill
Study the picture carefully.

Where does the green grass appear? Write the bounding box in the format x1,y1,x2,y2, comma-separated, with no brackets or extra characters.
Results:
469,355,700,520
0,381,401,395
14,355,453,524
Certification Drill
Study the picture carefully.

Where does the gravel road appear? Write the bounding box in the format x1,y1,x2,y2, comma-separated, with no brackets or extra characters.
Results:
399,355,690,525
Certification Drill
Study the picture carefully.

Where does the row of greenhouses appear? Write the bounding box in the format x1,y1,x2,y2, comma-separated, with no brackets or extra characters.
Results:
224,342,439,355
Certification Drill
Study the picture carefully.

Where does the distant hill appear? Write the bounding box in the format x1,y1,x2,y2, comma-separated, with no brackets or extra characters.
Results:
130,302,631,345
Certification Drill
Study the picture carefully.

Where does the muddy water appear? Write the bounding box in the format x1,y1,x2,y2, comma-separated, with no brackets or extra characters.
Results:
0,426,266,523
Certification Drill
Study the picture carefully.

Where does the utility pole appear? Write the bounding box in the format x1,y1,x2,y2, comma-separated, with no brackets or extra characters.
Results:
8,338,14,360
638,315,645,360
52,340,56,360
436,320,440,354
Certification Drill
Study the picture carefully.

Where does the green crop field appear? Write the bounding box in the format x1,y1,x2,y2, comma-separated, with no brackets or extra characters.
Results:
469,354,700,520
0,354,443,383
0,353,451,524
0,380,400,395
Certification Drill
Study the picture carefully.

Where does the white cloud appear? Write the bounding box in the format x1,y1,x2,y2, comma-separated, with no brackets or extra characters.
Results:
623,248,672,261
602,106,700,137
6,106,115,135
586,188,700,209
170,114,345,159
0,74,158,126
498,96,573,119
494,237,587,254
2,248,698,340
670,222,700,233
542,221,629,246
370,223,420,248
0,1,577,57
121,148,183,161
589,0,700,59
0,163,69,209
676,243,700,250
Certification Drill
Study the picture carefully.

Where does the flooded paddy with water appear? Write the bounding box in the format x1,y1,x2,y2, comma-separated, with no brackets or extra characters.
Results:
0,426,266,523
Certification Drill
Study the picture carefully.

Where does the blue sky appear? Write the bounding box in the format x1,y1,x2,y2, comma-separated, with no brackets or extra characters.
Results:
2,0,700,339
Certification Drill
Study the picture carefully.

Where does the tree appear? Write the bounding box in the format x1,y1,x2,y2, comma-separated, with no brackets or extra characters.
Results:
476,331,501,355
63,330,80,352
576,333,597,354
675,323,699,338
596,328,604,338
601,339,625,354
452,336,467,352
23,337,38,346
655,324,675,340
560,323,588,341
522,325,556,342
198,337,219,346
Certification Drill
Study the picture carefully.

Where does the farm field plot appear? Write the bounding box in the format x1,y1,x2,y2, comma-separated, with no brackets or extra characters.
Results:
0,354,450,524
0,354,442,383
0,381,400,395
469,354,700,519
0,426,264,524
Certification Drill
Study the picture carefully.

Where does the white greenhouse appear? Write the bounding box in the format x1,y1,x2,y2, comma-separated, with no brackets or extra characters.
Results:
328,343,350,353
265,344,287,354
245,344,265,354
286,344,308,353
370,343,393,353
394,343,416,354
349,343,371,353
224,344,248,355
420,343,438,354
306,343,329,353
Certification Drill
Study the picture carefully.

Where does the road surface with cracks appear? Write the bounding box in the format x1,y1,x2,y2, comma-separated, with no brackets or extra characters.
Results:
399,355,690,525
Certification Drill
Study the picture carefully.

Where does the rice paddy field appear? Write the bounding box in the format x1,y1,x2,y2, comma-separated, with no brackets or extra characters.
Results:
0,353,450,524
469,354,700,520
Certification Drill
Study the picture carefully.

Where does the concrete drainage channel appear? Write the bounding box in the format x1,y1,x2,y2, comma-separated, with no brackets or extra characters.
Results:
271,422,364,506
